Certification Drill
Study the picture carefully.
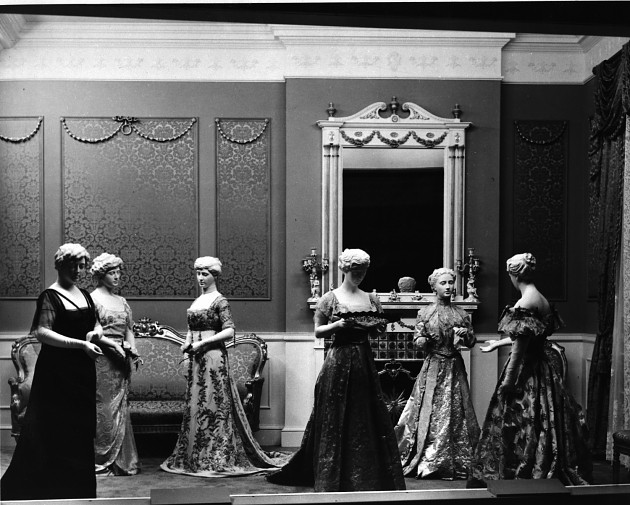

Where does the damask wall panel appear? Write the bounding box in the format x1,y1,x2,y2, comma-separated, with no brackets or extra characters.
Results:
513,120,568,301
216,119,271,299
61,117,198,297
0,117,43,298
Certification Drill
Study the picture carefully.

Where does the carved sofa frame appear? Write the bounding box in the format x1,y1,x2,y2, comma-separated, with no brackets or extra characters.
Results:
8,317,268,437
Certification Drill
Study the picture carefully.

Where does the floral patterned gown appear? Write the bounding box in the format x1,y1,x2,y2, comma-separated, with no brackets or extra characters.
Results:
94,297,140,475
471,306,592,485
267,291,406,492
395,300,479,480
161,292,288,477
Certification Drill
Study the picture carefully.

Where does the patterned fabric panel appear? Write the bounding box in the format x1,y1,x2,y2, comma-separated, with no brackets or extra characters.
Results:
0,117,43,297
129,400,185,425
61,117,198,297
128,338,187,401
19,342,41,377
229,344,261,381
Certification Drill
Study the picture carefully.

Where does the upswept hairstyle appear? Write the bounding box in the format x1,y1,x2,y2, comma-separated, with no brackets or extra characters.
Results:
54,243,90,270
427,267,456,291
90,252,123,278
194,256,222,276
506,252,536,282
338,249,370,273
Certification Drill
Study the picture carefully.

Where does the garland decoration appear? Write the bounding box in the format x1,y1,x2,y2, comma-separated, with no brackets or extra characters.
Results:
375,130,412,148
412,131,447,147
515,121,567,145
340,130,376,146
0,117,43,143
61,117,197,143
341,129,448,148
215,118,269,144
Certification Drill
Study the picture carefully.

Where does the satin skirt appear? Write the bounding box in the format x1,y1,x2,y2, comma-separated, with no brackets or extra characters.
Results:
94,343,140,476
395,351,479,480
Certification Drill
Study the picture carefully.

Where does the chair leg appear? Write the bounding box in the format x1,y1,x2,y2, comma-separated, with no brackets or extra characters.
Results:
613,447,620,484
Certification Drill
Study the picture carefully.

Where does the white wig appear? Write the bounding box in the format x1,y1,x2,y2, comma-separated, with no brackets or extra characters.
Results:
90,252,123,278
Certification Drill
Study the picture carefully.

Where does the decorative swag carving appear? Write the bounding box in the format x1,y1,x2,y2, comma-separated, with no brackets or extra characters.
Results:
61,116,197,143
216,118,271,300
0,117,43,297
513,120,568,301
61,117,199,298
0,117,43,143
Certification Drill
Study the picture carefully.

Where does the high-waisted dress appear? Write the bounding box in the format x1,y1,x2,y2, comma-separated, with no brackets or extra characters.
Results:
161,292,289,477
94,296,140,475
1,288,98,500
267,291,405,492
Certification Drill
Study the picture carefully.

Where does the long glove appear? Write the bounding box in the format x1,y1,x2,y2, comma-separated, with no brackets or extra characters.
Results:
37,327,88,349
498,336,528,398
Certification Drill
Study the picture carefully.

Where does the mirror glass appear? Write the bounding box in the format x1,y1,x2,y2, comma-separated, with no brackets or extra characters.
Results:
342,149,443,292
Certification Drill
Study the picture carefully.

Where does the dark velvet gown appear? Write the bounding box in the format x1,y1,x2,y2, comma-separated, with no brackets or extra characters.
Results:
1,289,98,500
471,306,592,485
395,301,480,480
267,291,405,492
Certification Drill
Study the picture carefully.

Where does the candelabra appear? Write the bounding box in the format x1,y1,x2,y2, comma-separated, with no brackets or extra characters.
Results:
456,247,481,302
302,248,329,299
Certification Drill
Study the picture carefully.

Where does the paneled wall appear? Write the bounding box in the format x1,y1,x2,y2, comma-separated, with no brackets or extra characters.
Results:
0,76,600,446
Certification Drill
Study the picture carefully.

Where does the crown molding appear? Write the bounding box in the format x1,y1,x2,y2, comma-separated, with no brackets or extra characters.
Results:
0,14,627,84
0,14,25,49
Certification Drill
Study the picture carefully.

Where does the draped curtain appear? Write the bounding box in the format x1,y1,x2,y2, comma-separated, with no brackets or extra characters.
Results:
588,42,630,459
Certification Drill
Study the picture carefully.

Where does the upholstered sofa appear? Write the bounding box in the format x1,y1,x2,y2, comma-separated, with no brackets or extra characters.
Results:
8,317,268,437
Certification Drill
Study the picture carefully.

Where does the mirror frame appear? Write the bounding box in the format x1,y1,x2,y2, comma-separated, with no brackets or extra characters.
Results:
317,101,471,294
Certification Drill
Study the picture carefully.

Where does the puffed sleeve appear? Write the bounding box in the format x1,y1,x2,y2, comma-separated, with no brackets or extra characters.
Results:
413,306,431,349
314,291,334,327
216,296,235,330
30,290,58,333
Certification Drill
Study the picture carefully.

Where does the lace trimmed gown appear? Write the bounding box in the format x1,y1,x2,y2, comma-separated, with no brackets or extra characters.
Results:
1,289,98,500
267,291,405,492
471,306,592,485
395,301,480,480
161,292,288,477
94,297,140,475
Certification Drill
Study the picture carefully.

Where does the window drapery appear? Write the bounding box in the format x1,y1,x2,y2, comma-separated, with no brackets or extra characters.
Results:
588,42,630,459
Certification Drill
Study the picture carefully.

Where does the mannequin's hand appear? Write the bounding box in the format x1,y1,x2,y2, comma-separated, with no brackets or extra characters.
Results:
84,341,103,360
480,340,499,353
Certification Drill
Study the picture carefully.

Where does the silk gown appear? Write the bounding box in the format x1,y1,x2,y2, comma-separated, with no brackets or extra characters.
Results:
94,296,140,475
267,291,406,492
1,289,98,500
471,306,592,485
161,292,288,477
395,300,480,480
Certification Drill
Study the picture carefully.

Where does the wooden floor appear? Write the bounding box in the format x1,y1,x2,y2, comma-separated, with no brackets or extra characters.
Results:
1,442,629,504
